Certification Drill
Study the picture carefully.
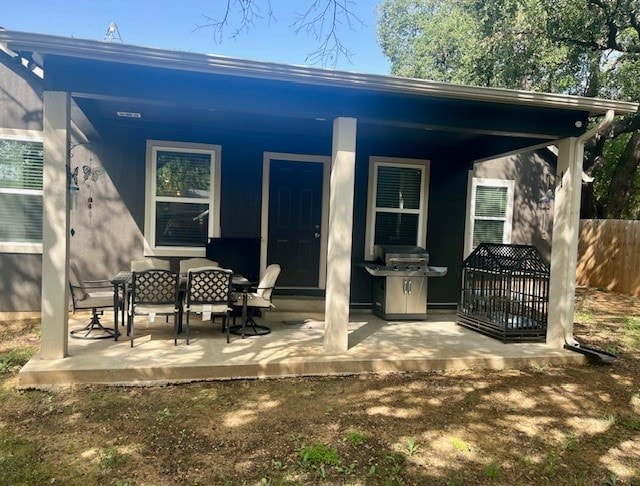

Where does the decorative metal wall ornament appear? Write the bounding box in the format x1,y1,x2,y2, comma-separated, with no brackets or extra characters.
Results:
67,142,89,237
67,165,80,210
82,156,103,226
68,142,104,227
82,165,103,183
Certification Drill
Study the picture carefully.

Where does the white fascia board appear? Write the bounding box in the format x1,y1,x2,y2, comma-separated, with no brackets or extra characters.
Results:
1,30,638,116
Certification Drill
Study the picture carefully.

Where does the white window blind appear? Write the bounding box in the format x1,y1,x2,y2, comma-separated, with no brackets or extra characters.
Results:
0,138,43,245
365,157,430,259
468,178,514,251
374,165,422,246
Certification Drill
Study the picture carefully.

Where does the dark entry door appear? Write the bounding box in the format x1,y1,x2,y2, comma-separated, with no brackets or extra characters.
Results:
267,159,323,287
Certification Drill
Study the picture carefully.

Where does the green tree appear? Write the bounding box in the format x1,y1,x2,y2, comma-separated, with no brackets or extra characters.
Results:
377,0,640,218
377,0,480,83
156,156,210,198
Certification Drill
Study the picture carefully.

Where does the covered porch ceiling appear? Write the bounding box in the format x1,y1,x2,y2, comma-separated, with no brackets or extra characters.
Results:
3,30,637,164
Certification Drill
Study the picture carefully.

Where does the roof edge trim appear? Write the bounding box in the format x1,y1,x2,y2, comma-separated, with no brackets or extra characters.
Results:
1,30,638,116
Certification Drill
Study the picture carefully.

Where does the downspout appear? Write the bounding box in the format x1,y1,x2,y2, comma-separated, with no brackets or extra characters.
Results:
563,109,616,362
578,109,615,144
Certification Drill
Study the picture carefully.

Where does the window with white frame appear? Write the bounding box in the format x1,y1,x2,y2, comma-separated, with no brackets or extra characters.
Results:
365,157,430,260
0,131,43,253
466,177,514,254
145,140,221,256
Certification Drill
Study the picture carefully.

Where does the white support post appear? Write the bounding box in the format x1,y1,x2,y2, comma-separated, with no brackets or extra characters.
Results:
40,91,71,359
547,137,583,348
324,117,357,353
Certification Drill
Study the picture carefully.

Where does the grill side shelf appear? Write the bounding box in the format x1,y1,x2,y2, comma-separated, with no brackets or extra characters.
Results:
359,263,447,277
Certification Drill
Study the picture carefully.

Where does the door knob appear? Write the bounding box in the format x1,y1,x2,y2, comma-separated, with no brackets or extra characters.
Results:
314,232,320,238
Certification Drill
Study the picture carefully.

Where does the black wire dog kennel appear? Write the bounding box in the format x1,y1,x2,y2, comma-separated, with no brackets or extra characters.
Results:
457,243,550,342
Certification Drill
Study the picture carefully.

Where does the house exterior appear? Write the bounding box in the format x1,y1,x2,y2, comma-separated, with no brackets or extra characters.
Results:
0,30,637,359
466,148,557,262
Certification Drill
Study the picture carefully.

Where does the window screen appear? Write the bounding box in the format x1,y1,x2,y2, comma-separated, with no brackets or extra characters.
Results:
149,145,217,251
156,151,211,199
155,202,209,247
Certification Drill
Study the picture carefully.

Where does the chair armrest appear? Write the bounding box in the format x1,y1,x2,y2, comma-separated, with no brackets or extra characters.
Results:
78,280,114,289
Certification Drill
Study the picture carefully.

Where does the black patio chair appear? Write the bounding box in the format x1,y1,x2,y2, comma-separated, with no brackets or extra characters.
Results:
69,261,122,339
127,269,180,347
182,267,234,344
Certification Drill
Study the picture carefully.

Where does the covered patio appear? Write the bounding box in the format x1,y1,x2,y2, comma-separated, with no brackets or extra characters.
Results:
0,30,637,388
18,300,585,388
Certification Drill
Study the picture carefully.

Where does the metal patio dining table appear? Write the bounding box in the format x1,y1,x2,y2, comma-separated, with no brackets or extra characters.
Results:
110,271,252,342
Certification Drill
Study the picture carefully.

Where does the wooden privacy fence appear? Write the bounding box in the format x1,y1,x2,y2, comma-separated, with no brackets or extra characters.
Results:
576,219,640,297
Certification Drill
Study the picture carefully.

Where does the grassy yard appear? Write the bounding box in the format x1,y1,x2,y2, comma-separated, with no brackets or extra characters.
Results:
0,288,639,485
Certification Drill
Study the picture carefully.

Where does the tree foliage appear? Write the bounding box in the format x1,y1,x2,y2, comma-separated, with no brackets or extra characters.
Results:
377,0,640,218
156,155,210,198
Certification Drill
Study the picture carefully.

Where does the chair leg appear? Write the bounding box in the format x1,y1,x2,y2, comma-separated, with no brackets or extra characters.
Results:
224,314,230,343
69,308,116,340
229,307,271,336
185,311,191,345
173,311,180,346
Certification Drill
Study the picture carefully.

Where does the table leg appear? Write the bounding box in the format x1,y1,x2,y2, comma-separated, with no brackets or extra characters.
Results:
121,286,125,332
241,290,248,338
228,281,270,338
113,282,120,341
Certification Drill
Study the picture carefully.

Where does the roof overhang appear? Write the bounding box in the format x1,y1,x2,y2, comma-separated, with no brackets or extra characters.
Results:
1,29,637,164
1,30,637,117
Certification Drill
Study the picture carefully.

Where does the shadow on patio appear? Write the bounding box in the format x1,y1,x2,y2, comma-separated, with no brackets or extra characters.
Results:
18,308,585,388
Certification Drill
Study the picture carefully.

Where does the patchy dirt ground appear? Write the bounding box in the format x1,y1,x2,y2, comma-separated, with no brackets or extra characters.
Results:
1,288,639,485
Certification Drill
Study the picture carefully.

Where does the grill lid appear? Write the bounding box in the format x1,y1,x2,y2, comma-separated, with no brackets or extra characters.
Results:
374,245,429,265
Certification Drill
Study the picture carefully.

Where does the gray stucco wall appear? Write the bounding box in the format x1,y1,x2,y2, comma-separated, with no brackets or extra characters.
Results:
68,140,146,283
472,150,554,262
0,61,43,130
0,59,44,311
0,253,42,311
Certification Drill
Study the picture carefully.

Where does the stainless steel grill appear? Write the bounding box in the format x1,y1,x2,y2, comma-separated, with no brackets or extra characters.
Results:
361,245,447,320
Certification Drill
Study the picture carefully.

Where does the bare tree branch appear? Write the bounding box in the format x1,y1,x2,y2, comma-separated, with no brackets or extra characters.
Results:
193,0,274,43
193,0,363,67
584,112,640,172
292,0,364,66
548,0,640,54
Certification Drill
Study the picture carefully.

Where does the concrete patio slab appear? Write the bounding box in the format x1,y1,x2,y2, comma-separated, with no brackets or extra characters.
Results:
18,308,586,388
